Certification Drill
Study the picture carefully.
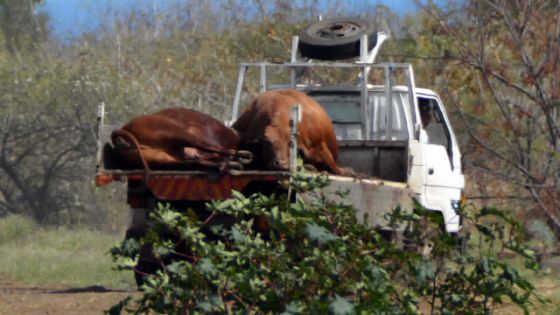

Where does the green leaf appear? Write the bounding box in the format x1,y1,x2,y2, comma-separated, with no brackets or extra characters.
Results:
329,295,355,315
231,226,248,244
480,258,491,274
281,301,305,314
451,294,461,303
415,260,435,284
503,265,518,282
165,261,182,275
197,258,216,276
305,223,338,245
196,295,225,312
370,266,388,287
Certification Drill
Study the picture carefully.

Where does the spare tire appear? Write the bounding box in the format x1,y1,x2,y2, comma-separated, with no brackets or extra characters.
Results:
298,18,377,61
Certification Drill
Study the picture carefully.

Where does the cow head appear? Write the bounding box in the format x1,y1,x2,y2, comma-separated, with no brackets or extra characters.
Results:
246,126,290,171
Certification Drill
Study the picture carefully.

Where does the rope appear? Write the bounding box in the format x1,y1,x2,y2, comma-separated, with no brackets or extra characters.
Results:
111,128,151,187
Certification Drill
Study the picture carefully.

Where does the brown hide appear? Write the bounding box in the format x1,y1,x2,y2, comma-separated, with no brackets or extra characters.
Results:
111,108,239,170
233,89,349,175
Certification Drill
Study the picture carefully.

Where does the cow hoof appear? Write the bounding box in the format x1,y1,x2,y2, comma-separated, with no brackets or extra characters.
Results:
339,167,357,177
228,169,242,176
303,164,318,172
227,161,243,170
236,151,253,164
237,158,252,165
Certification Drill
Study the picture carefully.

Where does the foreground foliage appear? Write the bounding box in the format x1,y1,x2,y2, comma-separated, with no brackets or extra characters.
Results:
109,175,543,314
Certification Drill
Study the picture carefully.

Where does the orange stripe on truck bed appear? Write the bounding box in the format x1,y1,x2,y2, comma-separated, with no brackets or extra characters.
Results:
147,174,281,201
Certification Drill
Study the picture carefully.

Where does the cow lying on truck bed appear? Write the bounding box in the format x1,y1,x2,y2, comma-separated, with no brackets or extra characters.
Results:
111,108,250,172
233,89,353,176
110,90,351,176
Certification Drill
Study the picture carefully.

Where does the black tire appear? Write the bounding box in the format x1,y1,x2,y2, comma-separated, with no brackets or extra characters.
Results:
125,227,159,288
298,18,377,61
134,259,160,288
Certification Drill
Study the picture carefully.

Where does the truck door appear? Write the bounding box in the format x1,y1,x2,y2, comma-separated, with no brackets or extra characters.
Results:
419,97,464,233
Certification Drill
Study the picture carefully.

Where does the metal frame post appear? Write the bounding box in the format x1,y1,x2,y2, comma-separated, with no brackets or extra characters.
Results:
385,65,393,141
289,104,301,173
360,34,370,140
361,65,369,140
360,34,368,63
259,64,267,94
231,65,247,123
96,102,105,173
290,36,299,88
404,65,420,139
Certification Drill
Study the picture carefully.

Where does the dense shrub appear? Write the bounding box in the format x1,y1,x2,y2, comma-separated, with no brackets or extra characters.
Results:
109,175,543,314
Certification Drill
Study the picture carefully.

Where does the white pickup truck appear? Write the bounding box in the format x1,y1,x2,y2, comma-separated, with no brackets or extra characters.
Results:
95,18,465,284
96,18,465,251
228,19,465,234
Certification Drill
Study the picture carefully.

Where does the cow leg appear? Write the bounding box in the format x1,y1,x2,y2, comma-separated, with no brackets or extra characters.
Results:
182,147,221,165
117,147,182,168
301,143,346,175
183,147,201,160
180,147,242,172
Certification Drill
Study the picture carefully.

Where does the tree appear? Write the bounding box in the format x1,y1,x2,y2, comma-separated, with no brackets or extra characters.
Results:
409,0,560,235
0,58,98,223
0,0,48,55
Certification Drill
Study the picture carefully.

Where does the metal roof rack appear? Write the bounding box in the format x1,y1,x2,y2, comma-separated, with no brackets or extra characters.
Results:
230,32,420,141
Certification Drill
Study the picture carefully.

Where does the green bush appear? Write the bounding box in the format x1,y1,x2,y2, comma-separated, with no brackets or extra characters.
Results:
108,175,544,314
0,215,37,244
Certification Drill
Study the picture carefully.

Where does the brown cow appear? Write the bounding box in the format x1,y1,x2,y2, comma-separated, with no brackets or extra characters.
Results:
111,108,249,171
233,89,352,175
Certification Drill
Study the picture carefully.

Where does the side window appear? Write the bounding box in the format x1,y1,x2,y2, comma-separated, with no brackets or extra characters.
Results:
418,97,452,161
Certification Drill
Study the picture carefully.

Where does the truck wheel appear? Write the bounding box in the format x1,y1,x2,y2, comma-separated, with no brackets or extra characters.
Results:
134,259,159,288
298,18,377,60
125,227,160,288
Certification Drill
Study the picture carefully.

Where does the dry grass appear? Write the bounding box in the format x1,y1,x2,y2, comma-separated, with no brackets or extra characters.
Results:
0,215,135,289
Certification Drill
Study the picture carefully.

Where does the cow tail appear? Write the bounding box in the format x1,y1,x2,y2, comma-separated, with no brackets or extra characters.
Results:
111,128,151,184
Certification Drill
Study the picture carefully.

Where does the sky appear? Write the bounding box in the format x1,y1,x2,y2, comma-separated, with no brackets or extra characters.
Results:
39,0,425,40
39,0,182,39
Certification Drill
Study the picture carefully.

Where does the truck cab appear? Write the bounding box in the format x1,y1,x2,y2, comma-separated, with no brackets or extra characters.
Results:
310,87,464,233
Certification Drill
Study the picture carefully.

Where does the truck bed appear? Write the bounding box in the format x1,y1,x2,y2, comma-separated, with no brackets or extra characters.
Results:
96,119,413,228
337,140,408,183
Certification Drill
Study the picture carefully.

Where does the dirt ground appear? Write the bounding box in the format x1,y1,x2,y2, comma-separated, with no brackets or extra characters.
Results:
1,266,559,315
0,275,135,315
